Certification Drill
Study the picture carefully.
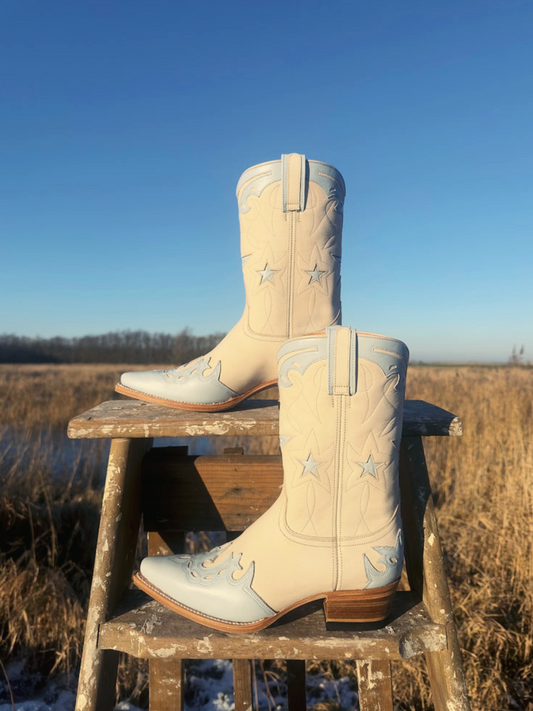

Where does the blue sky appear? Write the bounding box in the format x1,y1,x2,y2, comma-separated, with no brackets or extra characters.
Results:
1,0,531,362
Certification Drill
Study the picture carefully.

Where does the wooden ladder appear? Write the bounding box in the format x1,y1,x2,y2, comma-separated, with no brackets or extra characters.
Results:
68,398,470,711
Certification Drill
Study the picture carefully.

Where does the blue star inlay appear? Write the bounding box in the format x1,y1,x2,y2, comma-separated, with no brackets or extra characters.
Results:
305,263,326,284
257,263,278,284
300,452,322,478
279,434,292,449
358,454,380,479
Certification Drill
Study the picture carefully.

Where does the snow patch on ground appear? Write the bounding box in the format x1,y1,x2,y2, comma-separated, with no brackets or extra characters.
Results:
1,659,359,710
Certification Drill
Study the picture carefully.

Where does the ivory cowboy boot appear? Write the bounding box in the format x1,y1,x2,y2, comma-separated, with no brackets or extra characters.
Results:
116,154,345,411
134,326,409,632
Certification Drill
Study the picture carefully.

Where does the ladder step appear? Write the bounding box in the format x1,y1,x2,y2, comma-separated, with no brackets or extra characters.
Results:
98,590,446,661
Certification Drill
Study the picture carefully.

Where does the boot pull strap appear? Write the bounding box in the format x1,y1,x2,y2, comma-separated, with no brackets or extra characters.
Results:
327,326,358,396
282,153,306,212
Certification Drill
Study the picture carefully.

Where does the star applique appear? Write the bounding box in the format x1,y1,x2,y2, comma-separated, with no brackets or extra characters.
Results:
299,452,322,478
257,263,278,284
346,438,389,493
358,454,381,479
289,436,333,493
279,434,292,449
305,263,326,284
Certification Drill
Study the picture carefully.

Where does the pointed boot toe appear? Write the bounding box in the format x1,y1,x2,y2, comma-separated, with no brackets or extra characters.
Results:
135,547,276,630
116,154,345,412
117,360,238,409
118,370,166,397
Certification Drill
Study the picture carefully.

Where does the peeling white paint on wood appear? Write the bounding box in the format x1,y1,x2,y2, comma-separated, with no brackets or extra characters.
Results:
197,637,214,654
67,399,462,439
154,645,185,658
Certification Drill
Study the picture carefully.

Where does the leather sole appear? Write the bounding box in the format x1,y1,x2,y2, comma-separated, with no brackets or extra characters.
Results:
133,572,399,633
115,379,278,412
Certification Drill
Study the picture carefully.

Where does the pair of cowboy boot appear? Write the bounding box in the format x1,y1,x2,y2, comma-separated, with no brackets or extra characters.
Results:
117,155,409,632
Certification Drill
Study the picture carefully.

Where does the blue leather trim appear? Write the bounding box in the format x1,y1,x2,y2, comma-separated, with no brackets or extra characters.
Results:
308,161,346,214
236,157,345,214
299,156,307,208
120,357,238,405
277,337,328,388
359,338,409,380
363,530,403,589
140,549,276,624
236,160,282,214
277,329,408,395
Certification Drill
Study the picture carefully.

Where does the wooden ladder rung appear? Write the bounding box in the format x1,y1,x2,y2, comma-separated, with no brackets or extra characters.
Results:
98,590,447,661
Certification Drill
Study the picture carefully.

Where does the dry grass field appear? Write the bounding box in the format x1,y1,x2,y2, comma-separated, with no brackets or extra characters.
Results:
0,363,532,709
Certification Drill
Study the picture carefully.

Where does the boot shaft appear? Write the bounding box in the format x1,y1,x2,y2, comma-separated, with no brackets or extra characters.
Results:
277,326,409,587
236,154,345,339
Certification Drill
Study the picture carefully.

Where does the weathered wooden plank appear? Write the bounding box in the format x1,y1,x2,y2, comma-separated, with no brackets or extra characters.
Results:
68,399,462,439
149,659,184,711
68,399,280,439
401,437,471,711
142,452,282,532
233,659,253,711
98,590,446,662
403,400,462,437
75,437,152,711
356,659,393,711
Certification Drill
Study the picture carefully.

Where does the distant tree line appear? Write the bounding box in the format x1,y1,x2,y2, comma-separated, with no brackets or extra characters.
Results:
508,344,526,367
0,329,226,364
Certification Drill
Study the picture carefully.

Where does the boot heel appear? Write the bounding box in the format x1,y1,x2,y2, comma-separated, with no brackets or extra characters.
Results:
324,580,399,623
